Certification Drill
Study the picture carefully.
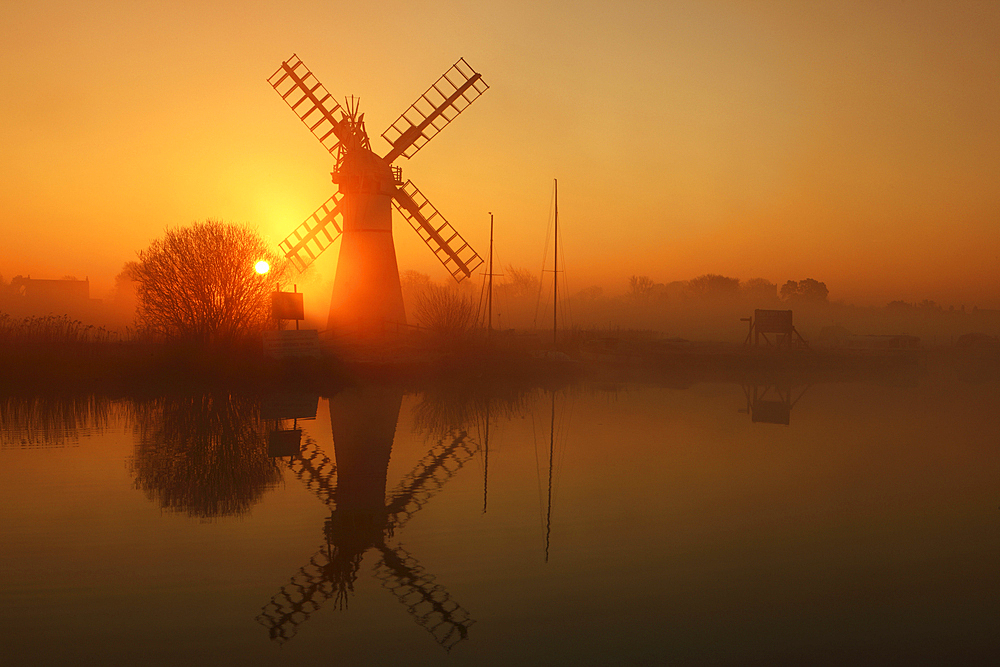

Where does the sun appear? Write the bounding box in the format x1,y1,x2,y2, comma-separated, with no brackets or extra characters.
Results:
254,260,270,275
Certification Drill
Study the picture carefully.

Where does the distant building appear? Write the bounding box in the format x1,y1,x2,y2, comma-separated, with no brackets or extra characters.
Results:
3,276,96,317
12,277,90,303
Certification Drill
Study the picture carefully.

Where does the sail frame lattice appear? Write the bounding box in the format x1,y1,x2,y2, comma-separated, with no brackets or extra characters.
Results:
393,183,483,282
381,58,488,160
268,54,346,156
279,193,345,272
374,544,475,651
385,430,479,529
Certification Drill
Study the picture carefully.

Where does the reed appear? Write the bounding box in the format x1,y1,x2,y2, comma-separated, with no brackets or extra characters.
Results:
0,312,121,346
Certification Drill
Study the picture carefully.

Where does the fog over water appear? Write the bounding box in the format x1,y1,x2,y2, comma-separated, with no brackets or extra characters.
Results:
2,352,998,665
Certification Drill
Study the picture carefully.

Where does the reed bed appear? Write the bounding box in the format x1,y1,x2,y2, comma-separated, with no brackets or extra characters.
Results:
0,312,121,346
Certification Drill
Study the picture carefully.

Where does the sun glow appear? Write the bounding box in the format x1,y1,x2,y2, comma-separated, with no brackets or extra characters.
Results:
254,260,270,275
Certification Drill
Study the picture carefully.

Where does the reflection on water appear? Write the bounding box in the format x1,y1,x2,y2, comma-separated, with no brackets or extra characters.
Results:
0,394,120,448
258,386,479,649
1,355,999,664
410,382,536,437
741,384,804,425
129,395,281,519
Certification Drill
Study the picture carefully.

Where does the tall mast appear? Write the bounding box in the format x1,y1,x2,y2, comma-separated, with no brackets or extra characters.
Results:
553,179,558,347
487,212,494,337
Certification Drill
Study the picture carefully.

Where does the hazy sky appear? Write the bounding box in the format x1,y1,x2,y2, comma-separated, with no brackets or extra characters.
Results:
2,0,998,307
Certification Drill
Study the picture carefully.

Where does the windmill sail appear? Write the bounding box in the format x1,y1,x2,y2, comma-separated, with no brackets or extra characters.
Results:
268,54,346,156
374,544,475,650
279,193,345,272
385,429,479,530
256,546,344,644
286,438,338,507
381,58,489,162
393,182,483,282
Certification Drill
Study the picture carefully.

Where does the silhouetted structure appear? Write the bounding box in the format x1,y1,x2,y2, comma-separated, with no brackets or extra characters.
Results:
268,55,487,337
744,309,808,348
12,276,89,303
2,276,95,319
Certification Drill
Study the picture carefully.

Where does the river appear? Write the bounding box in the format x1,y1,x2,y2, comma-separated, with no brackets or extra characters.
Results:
1,355,997,665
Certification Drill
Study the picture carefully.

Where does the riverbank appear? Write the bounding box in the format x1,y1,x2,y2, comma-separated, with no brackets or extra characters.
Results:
4,333,995,398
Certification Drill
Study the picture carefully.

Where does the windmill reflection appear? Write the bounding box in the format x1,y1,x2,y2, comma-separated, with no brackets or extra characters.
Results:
257,386,479,650
129,395,281,519
411,383,535,516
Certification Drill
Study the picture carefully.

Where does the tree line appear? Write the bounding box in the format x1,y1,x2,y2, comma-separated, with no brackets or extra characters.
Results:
624,274,829,305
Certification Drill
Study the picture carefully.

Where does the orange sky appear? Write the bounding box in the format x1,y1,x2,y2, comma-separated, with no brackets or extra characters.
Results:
2,0,998,309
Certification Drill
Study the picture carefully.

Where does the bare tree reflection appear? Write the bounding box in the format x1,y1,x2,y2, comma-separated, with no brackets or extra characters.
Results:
129,395,281,519
0,394,119,448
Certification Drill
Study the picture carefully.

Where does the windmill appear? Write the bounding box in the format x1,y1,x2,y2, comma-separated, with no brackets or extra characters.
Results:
267,55,488,335
257,387,480,649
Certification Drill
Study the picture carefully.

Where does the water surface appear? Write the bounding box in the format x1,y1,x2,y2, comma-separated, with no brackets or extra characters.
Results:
2,360,998,665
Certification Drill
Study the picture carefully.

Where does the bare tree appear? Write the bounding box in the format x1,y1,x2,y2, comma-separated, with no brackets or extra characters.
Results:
414,284,477,335
400,269,434,313
134,220,287,345
627,275,656,302
503,265,540,298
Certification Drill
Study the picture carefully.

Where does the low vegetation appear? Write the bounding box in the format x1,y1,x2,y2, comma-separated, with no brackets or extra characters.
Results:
0,313,118,346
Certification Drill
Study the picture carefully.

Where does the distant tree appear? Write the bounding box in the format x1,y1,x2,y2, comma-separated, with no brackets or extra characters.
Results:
112,261,140,300
688,274,741,299
663,280,688,300
916,299,943,312
133,220,287,345
115,261,141,285
798,278,829,302
742,278,778,302
400,270,433,292
574,285,603,302
400,270,434,307
781,279,829,303
503,265,540,298
628,275,656,303
780,280,800,301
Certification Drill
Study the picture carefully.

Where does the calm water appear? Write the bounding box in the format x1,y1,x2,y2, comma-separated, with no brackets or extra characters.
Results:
2,359,998,665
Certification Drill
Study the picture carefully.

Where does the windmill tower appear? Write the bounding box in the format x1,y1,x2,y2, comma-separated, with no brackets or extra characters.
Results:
268,55,488,336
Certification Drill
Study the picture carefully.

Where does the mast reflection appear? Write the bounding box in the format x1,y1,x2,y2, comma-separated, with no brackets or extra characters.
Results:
257,385,479,650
